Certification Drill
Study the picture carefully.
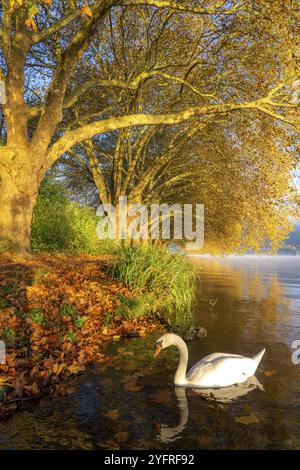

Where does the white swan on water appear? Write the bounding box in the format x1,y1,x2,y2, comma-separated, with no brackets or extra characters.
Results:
154,333,265,388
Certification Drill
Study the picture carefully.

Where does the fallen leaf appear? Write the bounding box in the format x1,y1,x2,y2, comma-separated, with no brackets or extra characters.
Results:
101,439,120,450
264,369,277,377
104,409,120,420
197,435,216,447
123,381,142,392
235,413,259,425
67,364,81,374
52,363,65,375
152,418,161,433
24,382,39,396
150,389,172,405
121,374,142,391
115,431,129,443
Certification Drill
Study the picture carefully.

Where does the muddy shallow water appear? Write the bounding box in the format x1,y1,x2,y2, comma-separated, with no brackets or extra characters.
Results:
1,256,300,450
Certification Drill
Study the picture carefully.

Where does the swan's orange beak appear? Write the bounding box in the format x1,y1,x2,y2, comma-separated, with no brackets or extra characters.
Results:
154,343,162,358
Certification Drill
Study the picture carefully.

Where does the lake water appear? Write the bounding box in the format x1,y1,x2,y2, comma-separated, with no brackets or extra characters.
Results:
1,256,300,449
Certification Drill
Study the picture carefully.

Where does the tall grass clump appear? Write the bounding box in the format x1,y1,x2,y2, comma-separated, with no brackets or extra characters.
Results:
109,245,196,316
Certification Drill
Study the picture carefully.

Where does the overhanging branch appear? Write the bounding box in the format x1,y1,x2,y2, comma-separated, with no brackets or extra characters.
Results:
46,100,258,165
121,0,243,15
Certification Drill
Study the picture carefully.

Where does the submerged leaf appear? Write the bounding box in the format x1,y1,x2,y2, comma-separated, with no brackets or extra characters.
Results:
104,409,120,420
235,413,259,425
264,369,277,377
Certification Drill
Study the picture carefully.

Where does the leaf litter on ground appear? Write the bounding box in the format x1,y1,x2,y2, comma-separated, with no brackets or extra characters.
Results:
0,253,159,416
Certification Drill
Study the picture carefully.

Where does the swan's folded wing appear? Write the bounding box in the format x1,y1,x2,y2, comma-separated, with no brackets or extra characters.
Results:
186,354,256,387
187,352,245,378
186,354,229,381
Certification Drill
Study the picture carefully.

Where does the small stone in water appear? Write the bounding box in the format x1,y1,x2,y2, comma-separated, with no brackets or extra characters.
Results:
126,331,140,338
184,326,207,341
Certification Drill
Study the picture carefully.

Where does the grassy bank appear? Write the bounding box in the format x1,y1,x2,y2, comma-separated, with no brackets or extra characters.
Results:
109,245,195,317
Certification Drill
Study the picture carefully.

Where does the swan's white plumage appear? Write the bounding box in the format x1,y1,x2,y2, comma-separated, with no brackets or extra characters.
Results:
154,333,265,388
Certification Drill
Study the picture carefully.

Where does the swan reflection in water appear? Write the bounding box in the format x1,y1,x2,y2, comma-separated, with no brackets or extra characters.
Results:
158,376,264,443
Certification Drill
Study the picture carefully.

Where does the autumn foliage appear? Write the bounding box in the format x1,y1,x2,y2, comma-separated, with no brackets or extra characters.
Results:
0,254,159,416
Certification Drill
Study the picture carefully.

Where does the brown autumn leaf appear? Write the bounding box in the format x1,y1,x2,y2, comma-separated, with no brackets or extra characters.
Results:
101,439,120,450
152,418,161,433
150,389,172,405
0,256,159,417
52,383,68,396
104,409,120,420
264,369,277,377
67,363,82,374
15,358,31,369
52,363,66,375
235,413,259,425
123,379,142,392
197,435,216,447
115,431,129,443
24,382,40,396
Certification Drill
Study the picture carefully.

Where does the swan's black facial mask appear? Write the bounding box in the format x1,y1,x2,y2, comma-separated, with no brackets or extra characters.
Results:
154,340,163,358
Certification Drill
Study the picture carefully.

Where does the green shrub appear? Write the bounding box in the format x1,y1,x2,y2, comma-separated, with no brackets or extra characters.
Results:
109,245,195,316
31,180,71,252
31,178,116,255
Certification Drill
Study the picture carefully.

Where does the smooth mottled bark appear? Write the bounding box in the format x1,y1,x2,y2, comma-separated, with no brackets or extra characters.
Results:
0,161,41,251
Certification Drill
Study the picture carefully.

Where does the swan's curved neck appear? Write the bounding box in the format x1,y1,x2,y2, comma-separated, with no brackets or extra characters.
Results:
173,336,188,386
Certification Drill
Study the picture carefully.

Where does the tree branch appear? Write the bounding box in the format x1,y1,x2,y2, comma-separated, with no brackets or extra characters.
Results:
29,69,216,119
121,0,243,15
45,80,300,168
46,99,261,165
32,10,79,44
31,0,117,154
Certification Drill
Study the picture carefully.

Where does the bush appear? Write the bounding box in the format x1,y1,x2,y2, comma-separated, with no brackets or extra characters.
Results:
31,179,116,255
109,245,196,316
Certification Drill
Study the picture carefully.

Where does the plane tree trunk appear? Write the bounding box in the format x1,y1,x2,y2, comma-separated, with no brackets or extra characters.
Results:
0,157,41,252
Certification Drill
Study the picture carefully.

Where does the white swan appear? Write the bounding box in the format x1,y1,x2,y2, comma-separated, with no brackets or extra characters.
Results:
154,333,265,388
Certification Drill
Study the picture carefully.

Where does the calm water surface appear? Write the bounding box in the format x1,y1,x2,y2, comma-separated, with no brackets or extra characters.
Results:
1,256,300,449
